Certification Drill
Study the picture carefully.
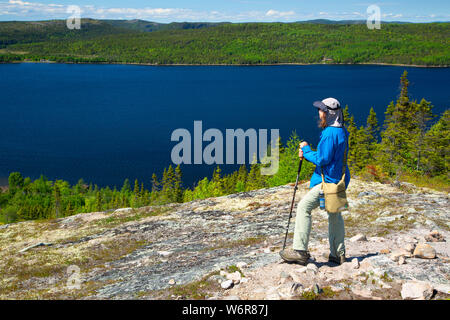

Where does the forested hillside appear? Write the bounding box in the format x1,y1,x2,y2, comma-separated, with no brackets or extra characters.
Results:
0,20,449,65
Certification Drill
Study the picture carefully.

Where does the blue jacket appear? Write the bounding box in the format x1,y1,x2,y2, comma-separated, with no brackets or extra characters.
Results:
301,126,351,189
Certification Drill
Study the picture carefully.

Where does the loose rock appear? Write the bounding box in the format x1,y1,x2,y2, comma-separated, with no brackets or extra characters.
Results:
351,258,360,269
221,280,234,290
413,243,436,259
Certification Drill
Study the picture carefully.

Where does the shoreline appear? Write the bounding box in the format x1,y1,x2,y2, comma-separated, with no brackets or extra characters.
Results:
3,60,449,68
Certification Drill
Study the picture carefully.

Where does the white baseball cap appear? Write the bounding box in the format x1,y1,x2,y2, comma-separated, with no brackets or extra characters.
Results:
313,97,341,111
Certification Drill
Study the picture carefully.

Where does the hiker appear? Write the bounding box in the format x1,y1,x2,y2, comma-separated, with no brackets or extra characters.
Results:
280,98,350,266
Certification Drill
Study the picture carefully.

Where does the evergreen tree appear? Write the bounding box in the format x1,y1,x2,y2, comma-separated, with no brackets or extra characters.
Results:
379,71,416,179
95,190,102,212
366,107,379,142
236,165,248,189
363,107,380,164
174,165,183,202
134,179,140,198
161,165,177,203
140,182,145,197
121,178,131,194
210,166,224,197
423,109,449,176
53,182,61,218
342,105,350,124
411,98,434,171
354,125,371,170
346,113,359,172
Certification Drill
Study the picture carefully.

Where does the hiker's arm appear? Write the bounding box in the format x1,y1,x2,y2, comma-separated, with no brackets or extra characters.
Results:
301,136,334,166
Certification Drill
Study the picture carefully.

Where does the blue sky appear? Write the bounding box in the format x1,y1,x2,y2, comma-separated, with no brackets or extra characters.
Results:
0,0,448,22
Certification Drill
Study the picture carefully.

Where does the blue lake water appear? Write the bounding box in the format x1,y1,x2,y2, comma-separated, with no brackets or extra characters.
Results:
0,63,449,188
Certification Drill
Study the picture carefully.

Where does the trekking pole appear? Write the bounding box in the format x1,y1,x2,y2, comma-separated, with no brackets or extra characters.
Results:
282,157,303,250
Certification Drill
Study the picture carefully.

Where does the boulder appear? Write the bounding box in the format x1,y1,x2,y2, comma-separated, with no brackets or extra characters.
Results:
221,280,233,289
413,243,436,259
401,281,434,300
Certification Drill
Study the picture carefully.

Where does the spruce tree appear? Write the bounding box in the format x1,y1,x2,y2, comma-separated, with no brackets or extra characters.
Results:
121,178,131,194
134,179,140,198
151,173,160,192
343,105,351,124
379,71,415,179
53,182,61,218
346,113,359,172
411,98,434,171
140,182,145,200
174,165,183,202
365,107,379,162
423,109,449,176
355,125,371,170
211,166,224,196
96,190,102,212
366,107,379,142
236,165,248,189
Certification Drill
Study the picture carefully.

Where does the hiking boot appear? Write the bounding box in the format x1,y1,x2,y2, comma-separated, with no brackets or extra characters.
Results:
328,254,346,265
279,248,310,265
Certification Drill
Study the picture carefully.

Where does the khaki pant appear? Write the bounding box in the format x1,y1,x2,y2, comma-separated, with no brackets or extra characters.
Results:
293,184,346,257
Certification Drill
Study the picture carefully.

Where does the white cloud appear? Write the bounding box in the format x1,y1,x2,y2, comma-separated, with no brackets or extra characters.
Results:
265,9,296,18
0,1,302,22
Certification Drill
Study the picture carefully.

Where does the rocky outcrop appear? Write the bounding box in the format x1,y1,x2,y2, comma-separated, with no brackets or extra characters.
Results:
0,179,448,300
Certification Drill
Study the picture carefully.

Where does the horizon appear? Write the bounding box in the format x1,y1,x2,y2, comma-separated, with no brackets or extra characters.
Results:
0,0,449,23
2,17,450,24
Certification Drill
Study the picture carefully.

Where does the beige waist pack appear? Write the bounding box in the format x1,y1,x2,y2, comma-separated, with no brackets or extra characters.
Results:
321,140,348,213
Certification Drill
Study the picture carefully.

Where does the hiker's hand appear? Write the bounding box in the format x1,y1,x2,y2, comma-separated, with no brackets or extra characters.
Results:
298,148,304,159
300,141,308,149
